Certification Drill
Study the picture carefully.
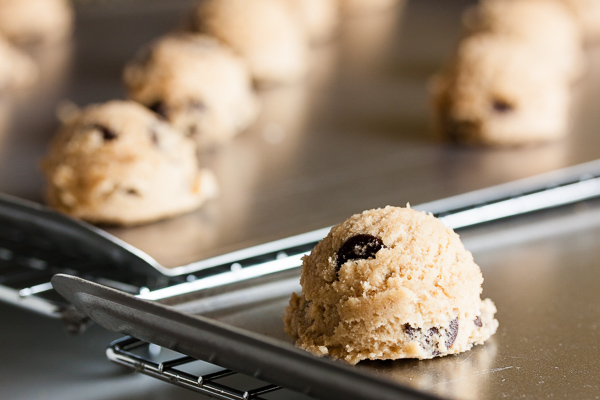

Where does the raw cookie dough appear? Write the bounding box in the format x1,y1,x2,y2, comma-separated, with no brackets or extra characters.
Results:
191,0,309,85
462,0,584,80
560,0,600,43
42,101,218,226
285,0,339,43
284,206,498,365
430,34,571,146
0,35,37,89
123,33,259,149
0,0,73,45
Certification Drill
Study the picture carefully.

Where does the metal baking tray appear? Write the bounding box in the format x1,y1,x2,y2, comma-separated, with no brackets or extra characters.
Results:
52,192,600,400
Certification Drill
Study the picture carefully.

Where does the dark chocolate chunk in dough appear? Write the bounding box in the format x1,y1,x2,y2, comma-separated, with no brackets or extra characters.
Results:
148,101,168,119
93,124,117,141
474,316,482,328
403,323,418,339
446,318,459,348
336,234,385,272
492,98,514,113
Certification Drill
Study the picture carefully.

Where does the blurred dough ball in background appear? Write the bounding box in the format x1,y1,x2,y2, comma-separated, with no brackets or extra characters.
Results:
561,0,600,43
0,0,73,45
191,0,309,85
42,100,218,226
123,33,260,150
462,0,584,81
0,36,38,89
430,34,572,146
284,0,340,43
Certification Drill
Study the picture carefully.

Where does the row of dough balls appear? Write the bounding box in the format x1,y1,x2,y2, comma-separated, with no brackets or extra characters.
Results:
43,0,403,226
430,0,600,146
0,0,73,91
122,0,404,150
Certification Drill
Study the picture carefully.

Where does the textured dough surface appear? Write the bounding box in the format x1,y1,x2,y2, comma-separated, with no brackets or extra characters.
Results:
430,33,571,146
285,0,339,43
192,0,309,84
42,101,218,226
462,0,584,80
284,206,498,365
0,0,72,45
124,33,259,149
561,0,600,43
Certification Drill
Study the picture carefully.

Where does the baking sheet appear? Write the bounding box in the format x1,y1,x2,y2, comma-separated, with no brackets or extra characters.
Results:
159,199,600,400
54,198,600,400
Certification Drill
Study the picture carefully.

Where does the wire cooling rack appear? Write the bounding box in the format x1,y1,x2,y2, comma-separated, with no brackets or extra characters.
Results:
107,336,312,400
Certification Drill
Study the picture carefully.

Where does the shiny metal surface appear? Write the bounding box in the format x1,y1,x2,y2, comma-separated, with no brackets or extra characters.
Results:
198,201,600,400
48,200,600,400
2,0,600,399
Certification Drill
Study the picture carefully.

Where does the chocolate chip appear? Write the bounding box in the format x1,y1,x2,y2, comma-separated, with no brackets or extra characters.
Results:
446,318,459,349
425,327,439,350
427,327,439,336
492,98,513,113
403,323,418,339
474,316,482,328
148,101,168,119
125,188,140,196
335,234,385,273
92,124,117,141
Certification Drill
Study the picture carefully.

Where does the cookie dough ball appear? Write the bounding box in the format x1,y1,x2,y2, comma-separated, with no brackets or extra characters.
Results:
0,0,73,45
0,36,37,89
42,101,218,226
430,34,571,146
561,0,600,43
284,206,498,365
123,33,259,149
191,0,309,85
285,0,339,43
462,0,584,80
